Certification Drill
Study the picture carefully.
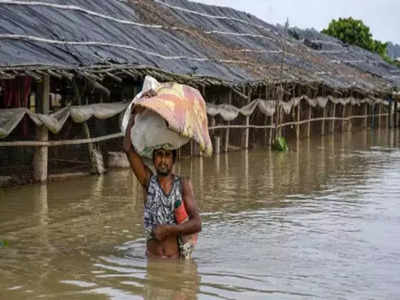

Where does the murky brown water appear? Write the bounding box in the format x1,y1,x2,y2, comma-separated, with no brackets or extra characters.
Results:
1,129,400,300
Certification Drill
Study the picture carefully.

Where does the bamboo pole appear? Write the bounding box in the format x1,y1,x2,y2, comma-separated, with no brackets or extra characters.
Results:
363,102,368,128
372,103,376,128
296,101,301,140
0,133,123,147
213,136,220,155
83,122,105,174
264,86,268,146
387,102,390,129
224,90,232,152
274,87,280,142
264,115,268,146
210,116,216,152
33,74,50,182
378,103,382,129
307,103,311,138
269,115,273,145
331,103,336,133
321,105,326,136
348,102,352,132
342,104,346,132
72,80,104,174
244,87,251,149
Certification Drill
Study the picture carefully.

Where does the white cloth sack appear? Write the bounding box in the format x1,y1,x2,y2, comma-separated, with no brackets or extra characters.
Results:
121,76,189,159
131,109,189,159
121,75,160,134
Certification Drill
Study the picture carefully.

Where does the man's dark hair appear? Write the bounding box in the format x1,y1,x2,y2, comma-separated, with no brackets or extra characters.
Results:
152,149,177,163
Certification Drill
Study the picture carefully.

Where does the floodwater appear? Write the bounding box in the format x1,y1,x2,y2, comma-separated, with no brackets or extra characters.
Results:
1,129,400,300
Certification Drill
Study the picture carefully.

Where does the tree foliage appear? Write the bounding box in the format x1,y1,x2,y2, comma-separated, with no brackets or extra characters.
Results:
322,17,388,58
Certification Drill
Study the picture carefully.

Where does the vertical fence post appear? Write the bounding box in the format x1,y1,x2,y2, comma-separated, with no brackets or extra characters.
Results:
296,102,301,140
363,102,368,128
33,74,50,182
264,86,268,146
321,105,326,136
244,87,251,149
224,90,232,153
307,103,311,138
213,136,220,155
348,102,353,132
269,115,274,145
331,103,336,133
387,102,390,129
342,103,346,132
378,103,382,129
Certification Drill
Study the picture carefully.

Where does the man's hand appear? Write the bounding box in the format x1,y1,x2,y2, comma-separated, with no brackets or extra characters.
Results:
153,225,175,241
141,89,157,98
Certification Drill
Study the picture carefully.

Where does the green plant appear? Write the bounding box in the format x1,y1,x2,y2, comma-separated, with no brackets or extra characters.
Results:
272,136,289,152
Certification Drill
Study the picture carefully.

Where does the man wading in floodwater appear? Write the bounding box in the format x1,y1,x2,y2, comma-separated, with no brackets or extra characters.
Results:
123,110,202,259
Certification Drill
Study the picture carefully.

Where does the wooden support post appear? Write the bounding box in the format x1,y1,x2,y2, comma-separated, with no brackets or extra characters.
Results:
210,117,216,128
296,103,301,139
264,86,268,146
321,106,326,136
269,115,274,145
83,122,105,174
348,103,352,132
210,116,216,143
342,104,346,132
224,125,229,153
264,115,268,146
363,102,368,128
307,103,312,137
72,80,104,174
371,103,376,128
331,103,336,133
225,90,232,152
33,75,50,182
244,88,251,149
387,102,390,129
378,103,382,129
395,99,398,128
213,136,220,155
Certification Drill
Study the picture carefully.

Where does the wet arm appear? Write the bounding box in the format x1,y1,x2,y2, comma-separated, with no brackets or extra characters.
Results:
176,178,202,234
153,178,201,240
123,113,152,189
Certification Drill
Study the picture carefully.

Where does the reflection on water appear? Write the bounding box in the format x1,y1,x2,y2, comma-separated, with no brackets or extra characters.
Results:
1,129,400,299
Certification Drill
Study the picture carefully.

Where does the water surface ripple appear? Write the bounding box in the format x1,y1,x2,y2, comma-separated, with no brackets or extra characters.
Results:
1,130,400,299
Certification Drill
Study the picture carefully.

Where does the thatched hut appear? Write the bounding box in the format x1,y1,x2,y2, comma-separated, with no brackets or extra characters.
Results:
0,0,399,184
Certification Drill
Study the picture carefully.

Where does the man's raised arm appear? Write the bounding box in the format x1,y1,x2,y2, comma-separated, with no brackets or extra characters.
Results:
123,112,152,189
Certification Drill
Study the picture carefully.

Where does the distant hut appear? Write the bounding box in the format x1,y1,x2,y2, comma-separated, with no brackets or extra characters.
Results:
0,0,399,184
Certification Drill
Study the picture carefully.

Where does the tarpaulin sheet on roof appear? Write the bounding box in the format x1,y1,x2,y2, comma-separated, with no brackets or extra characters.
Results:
0,0,397,92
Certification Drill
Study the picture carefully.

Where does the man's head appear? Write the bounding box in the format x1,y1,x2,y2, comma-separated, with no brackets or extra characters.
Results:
152,148,177,176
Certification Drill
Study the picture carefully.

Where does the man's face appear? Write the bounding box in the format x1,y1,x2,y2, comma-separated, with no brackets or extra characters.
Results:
153,149,174,176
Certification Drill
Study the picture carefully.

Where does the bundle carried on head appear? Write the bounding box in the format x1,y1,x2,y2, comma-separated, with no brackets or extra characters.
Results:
121,76,213,159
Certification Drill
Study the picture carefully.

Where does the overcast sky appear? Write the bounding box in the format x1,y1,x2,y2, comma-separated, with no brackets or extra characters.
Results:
192,0,400,44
